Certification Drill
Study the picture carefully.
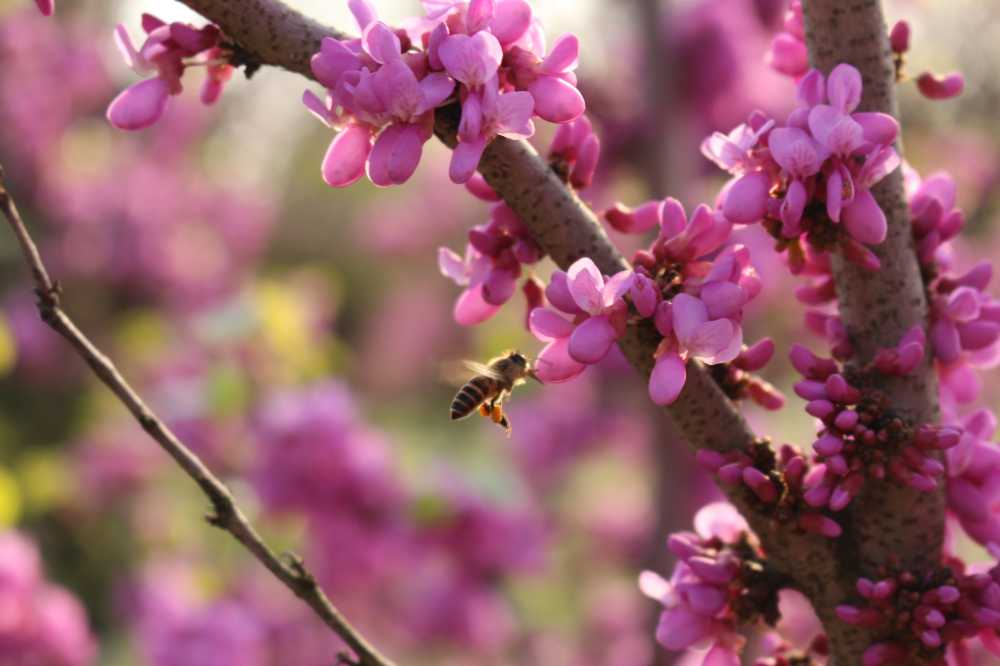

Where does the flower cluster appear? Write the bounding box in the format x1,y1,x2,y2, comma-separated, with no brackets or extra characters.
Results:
306,0,583,188
697,440,844,538
836,564,1000,665
945,408,1000,548
0,531,96,666
706,64,899,271
439,201,544,325
905,167,1000,404
529,199,765,406
108,14,232,130
640,502,782,666
792,343,960,512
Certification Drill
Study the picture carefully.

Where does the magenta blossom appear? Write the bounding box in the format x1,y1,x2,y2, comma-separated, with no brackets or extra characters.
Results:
107,15,231,130
439,201,543,324
451,77,535,182
706,64,899,270
945,408,1000,547
528,258,631,382
35,0,53,16
640,502,753,666
766,0,807,79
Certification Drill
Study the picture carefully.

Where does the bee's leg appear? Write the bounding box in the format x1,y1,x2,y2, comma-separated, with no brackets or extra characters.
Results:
489,401,512,436
478,403,491,417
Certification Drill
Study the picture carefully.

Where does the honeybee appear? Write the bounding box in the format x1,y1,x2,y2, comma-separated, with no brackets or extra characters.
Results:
449,351,538,435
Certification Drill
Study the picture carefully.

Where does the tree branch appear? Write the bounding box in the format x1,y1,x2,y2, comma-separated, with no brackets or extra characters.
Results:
172,0,864,647
801,0,943,581
0,167,397,666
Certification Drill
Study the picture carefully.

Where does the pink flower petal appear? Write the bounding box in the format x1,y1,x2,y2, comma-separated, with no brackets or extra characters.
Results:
780,179,807,236
367,124,402,187
454,284,500,325
419,72,455,109
449,136,488,184
649,352,686,406
386,123,425,184
702,644,741,666
106,77,171,130
541,34,579,74
655,606,711,651
854,112,899,148
466,0,496,33
535,337,585,383
527,76,585,123
545,270,583,315
826,63,863,113
321,123,372,187
348,0,378,29
721,171,770,225
694,501,748,542
311,37,362,88
489,0,533,46
701,282,745,320
494,91,535,138
529,308,574,341
567,258,605,314
769,127,823,178
361,21,401,64
438,247,468,285
35,0,54,16
842,189,888,245
672,293,709,345
688,319,738,362
568,315,616,364
439,32,503,88
482,266,517,305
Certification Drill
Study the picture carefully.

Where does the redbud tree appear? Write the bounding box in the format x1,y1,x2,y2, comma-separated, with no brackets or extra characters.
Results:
3,1,998,666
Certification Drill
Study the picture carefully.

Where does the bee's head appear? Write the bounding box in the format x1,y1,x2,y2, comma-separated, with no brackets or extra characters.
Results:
510,351,527,367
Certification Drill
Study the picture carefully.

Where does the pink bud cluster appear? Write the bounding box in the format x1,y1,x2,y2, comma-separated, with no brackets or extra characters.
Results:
769,9,964,102
836,564,1000,665
107,14,232,130
705,65,899,272
528,200,763,406
438,201,543,325
306,0,583,188
697,442,843,539
792,343,960,512
640,502,776,666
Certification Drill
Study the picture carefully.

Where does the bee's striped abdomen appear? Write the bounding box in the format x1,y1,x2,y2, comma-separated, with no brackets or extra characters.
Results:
450,376,497,420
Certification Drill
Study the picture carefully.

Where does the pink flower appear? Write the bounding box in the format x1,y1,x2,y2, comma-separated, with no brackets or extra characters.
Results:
450,78,535,183
640,503,752,664
946,409,1000,547
107,15,229,130
649,293,743,406
505,34,586,123
549,115,600,189
440,202,543,324
35,0,54,16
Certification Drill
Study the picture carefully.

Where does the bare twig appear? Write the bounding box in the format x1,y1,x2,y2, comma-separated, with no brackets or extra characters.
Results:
0,167,397,666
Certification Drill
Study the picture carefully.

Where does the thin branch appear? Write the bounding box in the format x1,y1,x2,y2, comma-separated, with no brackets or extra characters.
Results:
0,167,397,666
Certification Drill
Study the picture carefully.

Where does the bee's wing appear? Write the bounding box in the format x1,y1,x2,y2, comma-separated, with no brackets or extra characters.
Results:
439,360,503,386
462,360,504,380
